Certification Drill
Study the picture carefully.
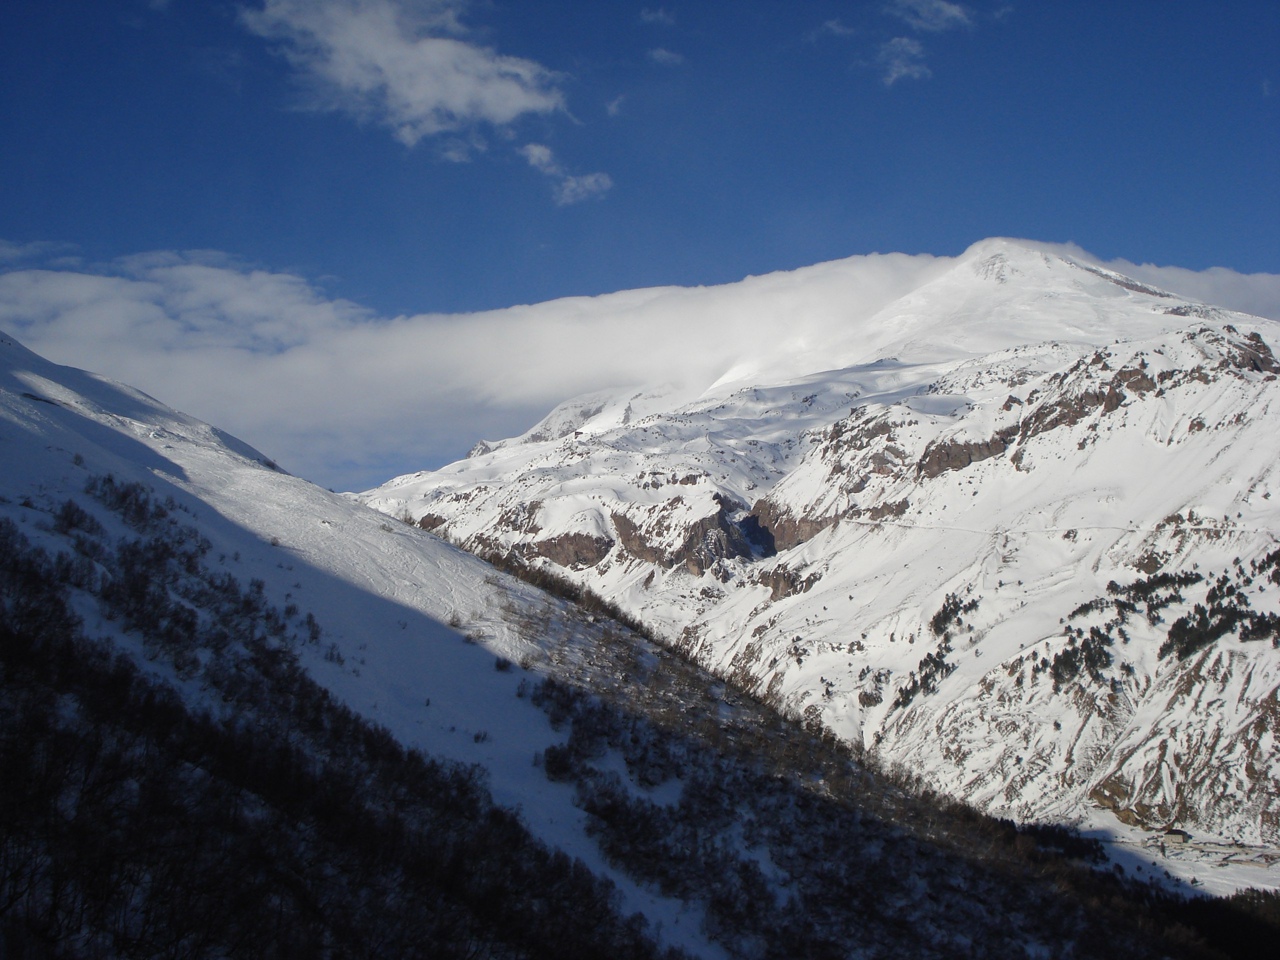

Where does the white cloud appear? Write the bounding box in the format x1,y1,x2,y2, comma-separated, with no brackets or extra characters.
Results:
878,37,931,85
1100,258,1280,323
0,248,944,489
4,243,1276,491
239,0,565,146
647,47,684,66
519,143,613,205
606,95,625,117
885,0,971,33
640,8,675,27
518,142,557,174
437,129,487,162
555,172,614,206
817,19,857,39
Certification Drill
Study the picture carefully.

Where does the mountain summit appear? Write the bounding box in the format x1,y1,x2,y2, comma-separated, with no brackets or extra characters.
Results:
362,240,1280,867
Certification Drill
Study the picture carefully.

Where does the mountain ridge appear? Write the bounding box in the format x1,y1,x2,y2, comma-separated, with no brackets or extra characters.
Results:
360,241,1280,878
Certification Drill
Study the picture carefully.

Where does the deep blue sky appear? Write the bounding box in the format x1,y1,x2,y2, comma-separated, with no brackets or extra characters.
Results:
1,1,1278,490
2,0,1276,317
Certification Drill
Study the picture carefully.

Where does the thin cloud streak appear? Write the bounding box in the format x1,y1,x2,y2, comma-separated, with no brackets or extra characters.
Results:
885,0,971,33
647,48,684,66
817,19,856,39
640,8,675,27
1102,258,1280,325
519,144,613,205
878,37,931,85
0,249,945,488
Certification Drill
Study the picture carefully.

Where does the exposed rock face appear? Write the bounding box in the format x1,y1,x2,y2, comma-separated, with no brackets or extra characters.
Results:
1224,328,1280,375
916,432,1014,479
529,532,615,568
854,498,909,521
416,513,448,532
610,510,667,566
1112,366,1157,394
612,494,755,574
749,499,837,552
754,563,822,601
1016,384,1125,443
677,509,753,576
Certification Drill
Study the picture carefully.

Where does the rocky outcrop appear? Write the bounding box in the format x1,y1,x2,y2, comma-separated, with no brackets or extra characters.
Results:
755,563,823,601
611,510,667,565
416,513,449,532
529,532,615,568
916,432,1014,479
1222,328,1280,375
1017,384,1125,443
678,511,754,576
852,498,910,522
1112,366,1157,394
612,494,756,575
749,498,838,552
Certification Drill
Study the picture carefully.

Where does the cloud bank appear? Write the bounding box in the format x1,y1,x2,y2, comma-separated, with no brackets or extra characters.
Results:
1103,258,1280,326
2,243,1277,491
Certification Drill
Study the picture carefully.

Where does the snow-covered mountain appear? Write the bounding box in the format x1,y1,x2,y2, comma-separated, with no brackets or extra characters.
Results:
361,238,1280,858
16,316,1261,959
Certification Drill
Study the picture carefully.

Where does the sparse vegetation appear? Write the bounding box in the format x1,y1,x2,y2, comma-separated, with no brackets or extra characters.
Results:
0,483,682,960
5,474,1280,959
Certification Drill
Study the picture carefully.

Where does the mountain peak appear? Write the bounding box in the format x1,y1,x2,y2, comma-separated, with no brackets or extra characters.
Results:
360,257,1280,875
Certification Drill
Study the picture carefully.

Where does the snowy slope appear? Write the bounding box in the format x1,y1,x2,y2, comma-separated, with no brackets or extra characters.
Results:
361,239,1280,883
0,330,725,956
8,325,1218,958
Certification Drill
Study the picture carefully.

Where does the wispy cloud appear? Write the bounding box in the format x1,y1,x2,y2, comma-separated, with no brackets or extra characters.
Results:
239,0,565,147
885,0,971,33
519,144,613,206
640,8,675,27
647,47,684,67
817,19,857,39
0,240,75,264
878,37,931,85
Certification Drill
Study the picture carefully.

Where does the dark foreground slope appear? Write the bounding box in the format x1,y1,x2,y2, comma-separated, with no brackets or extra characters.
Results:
3,488,1280,960
0,510,677,960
